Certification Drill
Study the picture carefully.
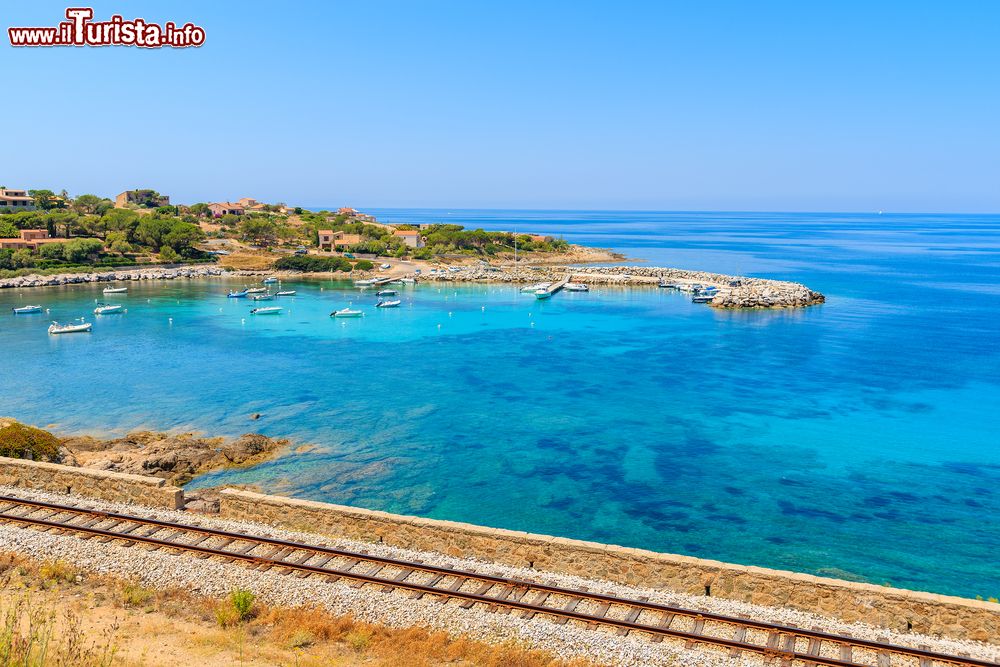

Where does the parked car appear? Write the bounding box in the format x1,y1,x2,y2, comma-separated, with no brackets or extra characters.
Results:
294,248,308,255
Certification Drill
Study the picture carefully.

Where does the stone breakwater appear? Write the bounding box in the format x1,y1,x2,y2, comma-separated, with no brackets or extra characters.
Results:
418,264,825,309
0,265,268,290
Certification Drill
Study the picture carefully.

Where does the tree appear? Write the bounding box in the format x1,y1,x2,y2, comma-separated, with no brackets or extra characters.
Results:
239,217,279,246
38,243,66,260
188,203,210,218
105,231,133,254
72,194,103,214
0,219,17,238
28,189,59,210
11,249,34,268
134,216,174,250
155,205,179,216
62,238,104,263
163,221,205,255
102,209,141,241
158,246,180,262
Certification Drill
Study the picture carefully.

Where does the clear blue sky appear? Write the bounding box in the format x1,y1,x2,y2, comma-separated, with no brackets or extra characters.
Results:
3,1,999,212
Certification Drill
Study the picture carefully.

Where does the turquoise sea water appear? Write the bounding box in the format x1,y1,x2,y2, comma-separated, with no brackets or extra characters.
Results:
2,210,999,599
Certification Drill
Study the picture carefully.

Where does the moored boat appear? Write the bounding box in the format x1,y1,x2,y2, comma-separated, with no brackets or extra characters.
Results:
250,306,282,315
48,320,92,335
400,277,416,284
376,289,397,296
275,290,296,296
563,283,589,292
354,279,376,287
521,282,551,293
376,299,401,308
102,286,127,294
262,277,279,284
11,305,42,314
93,303,124,315
535,289,552,299
250,294,274,301
245,287,267,294
332,308,364,318
692,294,716,303
227,290,249,298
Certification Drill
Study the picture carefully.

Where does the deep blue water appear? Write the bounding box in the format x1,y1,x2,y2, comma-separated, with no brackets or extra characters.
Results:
2,210,999,599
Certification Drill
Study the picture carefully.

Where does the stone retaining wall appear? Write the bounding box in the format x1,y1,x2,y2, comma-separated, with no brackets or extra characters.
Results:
0,456,183,509
220,488,999,644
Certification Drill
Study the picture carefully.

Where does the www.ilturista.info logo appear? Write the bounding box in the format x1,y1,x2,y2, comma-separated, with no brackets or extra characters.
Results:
8,8,205,48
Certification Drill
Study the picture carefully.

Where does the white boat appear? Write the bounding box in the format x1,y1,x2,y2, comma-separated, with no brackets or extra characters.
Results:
332,308,363,318
400,278,416,284
275,290,296,296
250,306,282,315
227,290,248,298
376,299,401,308
93,303,124,315
262,277,279,284
12,305,42,314
535,289,552,299
380,263,391,270
102,287,127,294
250,294,274,301
521,282,551,293
48,320,92,335
376,289,397,296
354,279,376,287
563,283,589,292
692,294,716,303
245,287,267,294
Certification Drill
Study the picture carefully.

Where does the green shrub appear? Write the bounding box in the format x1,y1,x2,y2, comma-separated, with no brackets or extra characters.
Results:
354,259,374,271
273,255,351,272
0,422,61,461
229,589,255,623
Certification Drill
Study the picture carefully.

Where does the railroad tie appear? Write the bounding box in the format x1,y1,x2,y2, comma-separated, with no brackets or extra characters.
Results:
684,617,706,649
325,558,359,582
96,521,124,543
459,581,495,609
231,541,260,556
350,564,385,589
496,586,529,614
296,554,336,578
780,629,797,667
728,624,747,657
410,574,446,600
519,591,551,619
383,566,417,593
650,612,674,642
802,625,823,666
616,596,649,636
918,644,934,667
877,650,892,667
555,589,587,625
436,576,467,603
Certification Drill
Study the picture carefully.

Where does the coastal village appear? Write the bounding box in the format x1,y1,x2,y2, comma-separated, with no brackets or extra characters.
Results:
1,186,824,309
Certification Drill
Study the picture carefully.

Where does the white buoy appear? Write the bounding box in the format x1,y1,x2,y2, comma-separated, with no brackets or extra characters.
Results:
531,322,535,327
437,323,442,329
448,312,453,317
241,318,245,325
481,306,485,311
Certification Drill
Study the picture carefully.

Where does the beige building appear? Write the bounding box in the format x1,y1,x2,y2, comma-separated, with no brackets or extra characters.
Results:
208,202,245,217
0,188,35,210
115,189,169,209
317,230,362,251
0,229,86,250
393,229,425,248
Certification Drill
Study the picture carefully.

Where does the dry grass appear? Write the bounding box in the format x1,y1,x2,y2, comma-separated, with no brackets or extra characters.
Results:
218,251,276,270
0,552,598,667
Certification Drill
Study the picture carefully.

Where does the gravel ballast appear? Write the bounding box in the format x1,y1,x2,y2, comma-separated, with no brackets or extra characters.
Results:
0,486,995,667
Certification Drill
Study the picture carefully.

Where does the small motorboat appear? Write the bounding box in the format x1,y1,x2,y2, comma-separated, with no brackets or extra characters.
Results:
245,287,267,294
93,303,124,315
102,286,127,294
376,299,401,308
692,294,716,303
563,283,589,292
332,308,363,318
376,289,397,297
521,282,551,293
354,279,376,287
250,306,282,315
658,281,678,289
535,289,552,299
227,290,249,298
400,277,416,284
275,290,296,296
262,277,279,284
250,294,274,301
48,320,92,335
12,305,42,314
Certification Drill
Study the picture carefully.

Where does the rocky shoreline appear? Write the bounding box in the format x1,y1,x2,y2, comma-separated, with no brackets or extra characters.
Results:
0,265,263,290
2,260,824,309
417,264,826,309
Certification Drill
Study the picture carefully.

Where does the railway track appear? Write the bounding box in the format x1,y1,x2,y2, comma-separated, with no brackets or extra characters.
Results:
0,493,994,667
